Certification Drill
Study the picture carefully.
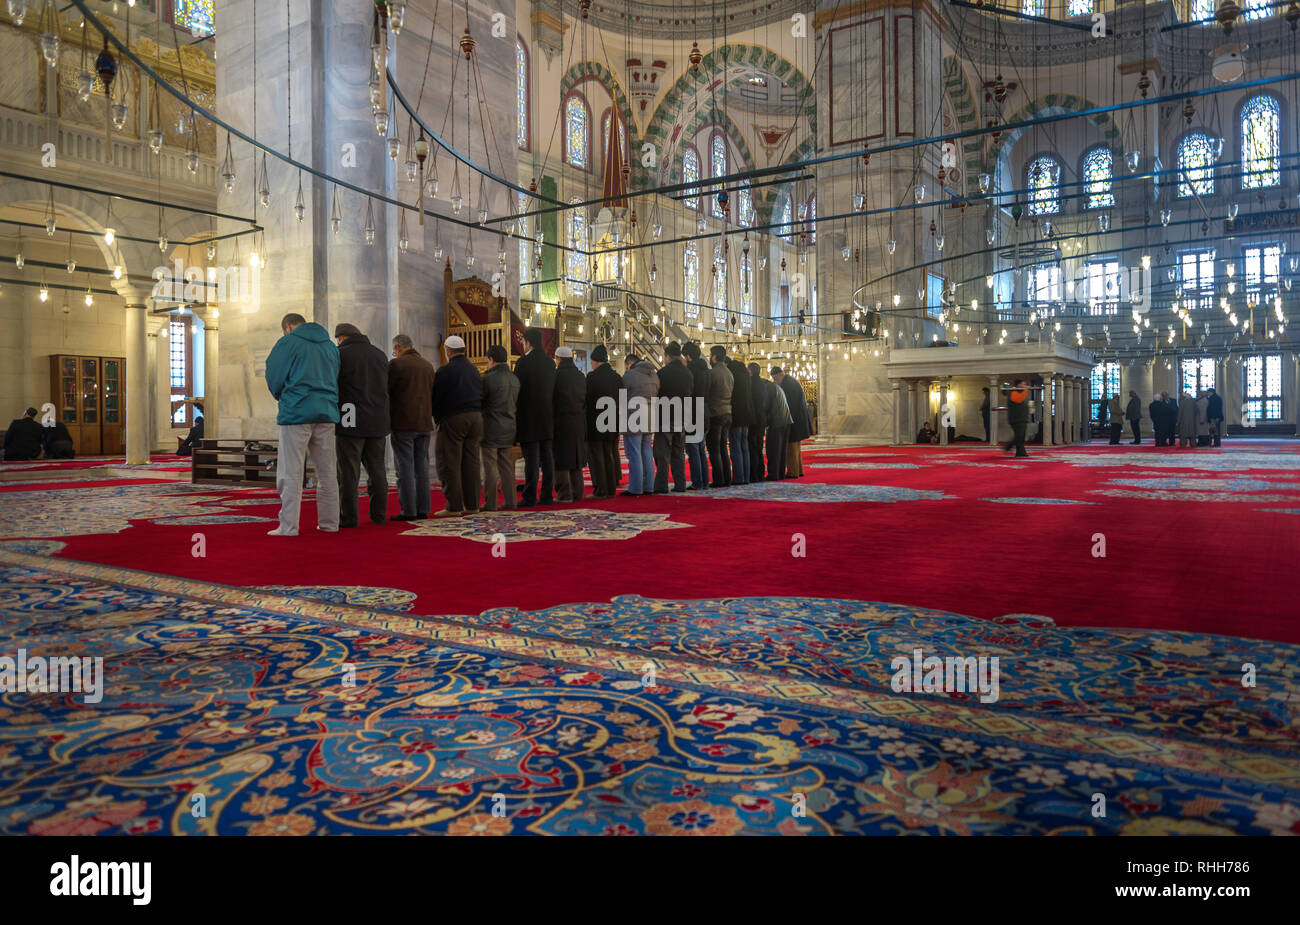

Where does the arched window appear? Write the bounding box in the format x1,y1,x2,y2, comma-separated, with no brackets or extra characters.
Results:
738,184,755,227
682,145,701,211
1241,95,1280,189
602,111,628,175
517,191,531,284
1026,155,1061,216
683,242,699,318
1021,0,1045,15
564,94,590,170
1082,146,1114,210
713,248,728,325
172,0,215,35
710,131,728,218
1067,0,1093,14
1241,0,1270,21
566,198,587,297
1177,132,1215,198
1190,0,1215,19
516,39,529,151
777,193,793,240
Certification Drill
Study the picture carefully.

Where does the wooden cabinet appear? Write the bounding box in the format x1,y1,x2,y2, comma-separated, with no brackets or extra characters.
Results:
49,355,125,457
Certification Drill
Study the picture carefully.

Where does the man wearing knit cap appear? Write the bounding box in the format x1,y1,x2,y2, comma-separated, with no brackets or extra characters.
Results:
334,323,390,527
585,344,623,499
431,334,484,516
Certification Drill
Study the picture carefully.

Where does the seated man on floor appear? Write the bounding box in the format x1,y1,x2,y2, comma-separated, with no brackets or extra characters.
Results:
42,420,76,459
916,420,937,444
177,402,204,457
3,407,43,461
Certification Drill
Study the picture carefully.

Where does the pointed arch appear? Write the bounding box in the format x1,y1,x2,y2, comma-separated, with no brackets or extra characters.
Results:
558,61,637,154
989,94,1121,185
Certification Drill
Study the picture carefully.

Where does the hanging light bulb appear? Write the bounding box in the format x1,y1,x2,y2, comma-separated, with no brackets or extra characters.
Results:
390,2,406,33
159,234,168,253
387,132,401,161
110,101,128,131
841,244,850,261
257,152,271,207
1126,150,1140,171
758,256,767,270
148,129,163,154
364,199,376,245
465,252,475,269
892,293,901,306
405,157,418,182
39,278,48,302
913,184,925,204
978,173,991,194
85,286,94,307
935,233,945,251
40,30,60,70
103,225,114,247
76,69,93,103
434,243,444,263
330,186,342,236
449,166,462,214
220,136,236,193
697,216,707,233
651,223,662,239
1227,202,1239,220
7,1,27,27
66,256,75,273
887,239,897,255
1098,213,1110,232
206,241,217,260
373,108,389,137
112,265,122,280
294,175,306,222
853,190,865,210
398,210,409,254
985,227,995,246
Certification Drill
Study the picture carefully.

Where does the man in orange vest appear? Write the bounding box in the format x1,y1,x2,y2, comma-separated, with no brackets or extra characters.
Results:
1002,379,1031,458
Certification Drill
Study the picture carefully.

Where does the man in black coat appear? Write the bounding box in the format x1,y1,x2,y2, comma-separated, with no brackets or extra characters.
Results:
552,347,586,502
334,323,391,527
1148,394,1167,446
725,351,755,485
773,368,811,477
585,344,624,499
3,407,44,461
432,335,485,516
654,341,693,493
43,420,76,459
1125,390,1142,444
683,342,711,489
514,328,556,506
1206,386,1225,446
747,363,768,481
763,373,791,479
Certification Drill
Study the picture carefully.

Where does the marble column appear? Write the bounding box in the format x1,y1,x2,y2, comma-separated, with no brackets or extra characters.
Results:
125,302,150,465
903,380,915,443
891,380,902,445
939,378,950,445
987,374,1000,446
204,308,220,440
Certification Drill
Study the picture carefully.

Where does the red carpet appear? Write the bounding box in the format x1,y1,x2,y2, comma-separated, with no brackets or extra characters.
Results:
6,439,1296,644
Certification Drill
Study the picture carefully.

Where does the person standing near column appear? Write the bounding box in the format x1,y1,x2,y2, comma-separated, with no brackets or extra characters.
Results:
515,328,556,507
431,334,484,516
1002,378,1031,458
333,322,389,528
705,346,734,487
479,344,520,512
773,367,810,477
1125,389,1143,444
585,344,624,499
764,370,792,479
1107,393,1124,445
621,352,659,496
725,349,754,485
387,333,436,521
747,363,769,481
654,342,692,493
265,313,341,536
552,347,586,502
683,342,711,489
1206,386,1225,447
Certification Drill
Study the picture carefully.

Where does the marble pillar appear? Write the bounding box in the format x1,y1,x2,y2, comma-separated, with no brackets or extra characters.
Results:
125,302,149,465
891,380,902,445
204,309,220,440
987,374,999,446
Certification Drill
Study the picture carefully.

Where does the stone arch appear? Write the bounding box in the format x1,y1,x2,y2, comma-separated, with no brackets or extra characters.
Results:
989,94,1122,187
664,108,757,181
559,61,637,150
759,135,816,225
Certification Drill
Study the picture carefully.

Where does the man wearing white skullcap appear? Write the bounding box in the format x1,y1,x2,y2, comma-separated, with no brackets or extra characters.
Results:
431,334,484,516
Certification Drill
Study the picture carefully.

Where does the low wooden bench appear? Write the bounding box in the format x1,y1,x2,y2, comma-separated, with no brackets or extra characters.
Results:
191,439,314,487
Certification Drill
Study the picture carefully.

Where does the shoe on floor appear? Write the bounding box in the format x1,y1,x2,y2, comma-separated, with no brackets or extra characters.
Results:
391,514,416,522
518,498,536,507
317,526,339,533
463,509,480,515
433,509,464,518
266,527,296,536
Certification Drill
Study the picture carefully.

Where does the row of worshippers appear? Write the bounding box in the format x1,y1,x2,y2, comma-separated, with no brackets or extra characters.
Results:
1103,388,1225,447
2,407,76,461
262,315,813,536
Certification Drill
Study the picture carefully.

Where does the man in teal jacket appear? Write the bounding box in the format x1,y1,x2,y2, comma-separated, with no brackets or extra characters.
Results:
265,313,341,535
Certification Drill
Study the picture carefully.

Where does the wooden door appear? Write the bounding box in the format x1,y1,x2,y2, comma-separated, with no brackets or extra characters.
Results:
50,356,82,453
101,357,124,456
78,357,102,456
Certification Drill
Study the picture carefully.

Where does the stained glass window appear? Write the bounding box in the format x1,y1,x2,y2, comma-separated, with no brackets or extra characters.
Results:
1027,262,1061,305
1241,95,1280,189
713,249,728,325
564,95,589,170
1026,155,1061,215
1241,0,1270,21
174,0,215,36
777,194,793,240
682,145,701,211
1244,243,1281,306
516,40,529,150
602,112,627,175
1067,0,1093,14
1191,0,1215,19
1243,354,1283,421
566,198,587,297
1180,358,1216,396
1082,146,1114,209
1177,248,1215,311
711,133,728,218
1021,0,1045,15
1177,132,1215,198
738,185,755,227
1090,361,1120,422
683,242,699,318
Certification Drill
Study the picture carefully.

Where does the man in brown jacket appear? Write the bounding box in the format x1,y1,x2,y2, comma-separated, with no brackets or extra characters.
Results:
388,333,435,520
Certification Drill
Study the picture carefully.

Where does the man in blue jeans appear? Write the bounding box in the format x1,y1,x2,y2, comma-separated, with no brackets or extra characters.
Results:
683,342,710,489
621,352,659,495
387,333,436,520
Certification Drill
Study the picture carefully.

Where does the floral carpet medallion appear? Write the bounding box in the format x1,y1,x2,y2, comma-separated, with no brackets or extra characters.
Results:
402,508,690,542
1092,489,1299,503
2,552,1295,836
254,585,419,611
0,539,67,556
1104,477,1300,493
690,483,952,503
0,483,239,538
979,498,1097,505
1051,451,1300,471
